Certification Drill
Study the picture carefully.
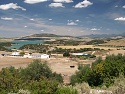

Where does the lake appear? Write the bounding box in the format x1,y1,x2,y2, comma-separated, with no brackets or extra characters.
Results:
8,40,44,49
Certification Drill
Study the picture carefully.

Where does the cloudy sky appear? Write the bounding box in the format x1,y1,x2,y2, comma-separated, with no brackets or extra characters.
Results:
0,0,125,37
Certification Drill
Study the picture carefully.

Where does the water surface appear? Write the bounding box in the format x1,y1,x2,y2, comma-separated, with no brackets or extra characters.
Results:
8,40,44,49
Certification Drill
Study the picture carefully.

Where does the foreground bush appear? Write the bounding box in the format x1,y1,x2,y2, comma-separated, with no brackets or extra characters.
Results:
0,60,63,94
55,86,78,94
0,67,24,93
74,83,90,94
21,60,63,83
109,75,125,94
70,54,125,87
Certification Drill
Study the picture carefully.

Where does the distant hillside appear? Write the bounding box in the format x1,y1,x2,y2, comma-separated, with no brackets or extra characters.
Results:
26,33,72,37
15,33,74,41
101,39,125,47
79,34,119,38
30,33,60,37
79,33,125,39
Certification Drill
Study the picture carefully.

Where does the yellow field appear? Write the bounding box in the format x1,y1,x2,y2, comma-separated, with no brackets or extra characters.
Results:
102,39,125,47
57,45,117,50
0,38,13,42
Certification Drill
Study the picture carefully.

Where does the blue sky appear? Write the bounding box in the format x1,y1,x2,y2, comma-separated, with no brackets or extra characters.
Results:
0,0,125,37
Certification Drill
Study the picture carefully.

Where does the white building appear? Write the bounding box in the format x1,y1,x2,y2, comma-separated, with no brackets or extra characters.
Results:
24,53,32,58
71,53,88,56
31,53,50,59
11,52,20,56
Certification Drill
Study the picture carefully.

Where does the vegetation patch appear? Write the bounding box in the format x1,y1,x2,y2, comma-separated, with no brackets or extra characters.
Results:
70,54,125,88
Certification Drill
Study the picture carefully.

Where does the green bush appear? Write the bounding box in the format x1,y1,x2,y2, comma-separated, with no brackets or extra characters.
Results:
0,60,64,94
21,60,53,81
70,54,125,87
74,83,90,94
63,52,70,57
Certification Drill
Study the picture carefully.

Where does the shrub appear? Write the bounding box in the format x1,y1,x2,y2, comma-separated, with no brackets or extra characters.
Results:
55,86,78,94
74,83,90,94
63,52,70,57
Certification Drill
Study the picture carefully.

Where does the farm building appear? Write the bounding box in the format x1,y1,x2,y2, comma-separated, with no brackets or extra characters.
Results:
24,53,32,58
31,53,50,59
71,53,89,56
11,52,20,56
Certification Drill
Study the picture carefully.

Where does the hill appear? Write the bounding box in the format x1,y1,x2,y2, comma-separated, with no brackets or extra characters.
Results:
15,33,75,41
25,33,72,38
79,34,120,38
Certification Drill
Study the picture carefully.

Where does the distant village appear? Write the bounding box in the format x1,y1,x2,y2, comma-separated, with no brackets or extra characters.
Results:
0,51,50,59
0,50,95,60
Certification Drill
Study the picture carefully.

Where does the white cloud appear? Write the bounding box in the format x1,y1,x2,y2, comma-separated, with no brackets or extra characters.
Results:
53,0,73,3
24,26,28,28
115,5,118,8
67,22,77,25
49,3,64,8
0,3,26,11
122,5,125,8
30,18,34,21
67,20,72,22
1,17,13,20
49,19,52,20
41,30,44,31
74,0,93,8
114,17,125,21
24,0,48,4
91,28,100,31
76,20,79,22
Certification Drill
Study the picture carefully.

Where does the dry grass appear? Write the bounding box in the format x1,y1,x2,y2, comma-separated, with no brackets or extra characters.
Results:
102,39,125,47
0,57,33,69
109,50,125,55
0,38,13,42
57,45,117,50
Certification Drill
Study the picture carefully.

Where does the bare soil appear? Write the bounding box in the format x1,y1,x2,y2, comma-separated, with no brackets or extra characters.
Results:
0,57,33,69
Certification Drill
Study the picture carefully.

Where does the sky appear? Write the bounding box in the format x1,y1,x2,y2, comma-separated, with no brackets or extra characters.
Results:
0,0,125,37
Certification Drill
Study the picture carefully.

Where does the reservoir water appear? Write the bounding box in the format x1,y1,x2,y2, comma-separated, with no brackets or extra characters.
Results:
8,40,44,49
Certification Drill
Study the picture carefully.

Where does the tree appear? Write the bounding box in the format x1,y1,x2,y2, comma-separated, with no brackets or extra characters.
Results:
0,67,24,93
26,78,59,94
21,60,63,83
70,65,91,85
20,52,25,56
21,60,53,81
63,52,70,57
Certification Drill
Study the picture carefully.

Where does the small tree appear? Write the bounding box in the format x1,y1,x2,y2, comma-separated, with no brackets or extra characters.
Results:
20,52,25,56
63,52,70,57
21,60,53,81
21,60,63,82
